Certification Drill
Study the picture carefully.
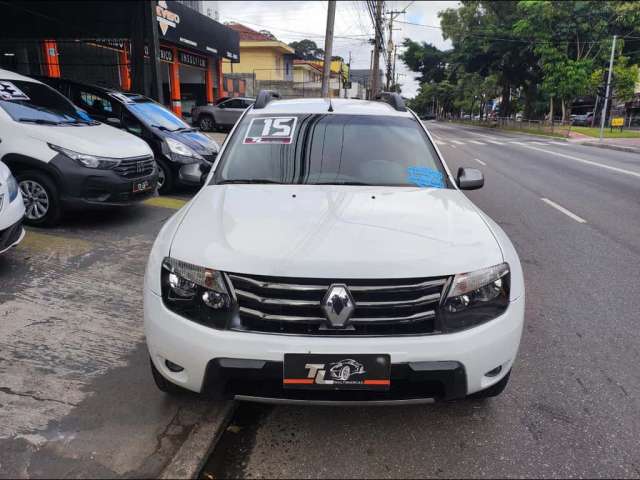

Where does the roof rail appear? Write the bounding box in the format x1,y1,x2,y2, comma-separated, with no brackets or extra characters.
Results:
254,90,281,109
375,91,407,112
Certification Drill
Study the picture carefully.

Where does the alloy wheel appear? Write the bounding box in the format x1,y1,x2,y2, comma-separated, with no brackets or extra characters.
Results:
200,117,213,131
20,180,50,220
157,163,166,190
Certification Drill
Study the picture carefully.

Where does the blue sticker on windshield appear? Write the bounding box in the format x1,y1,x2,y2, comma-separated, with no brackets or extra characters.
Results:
407,167,445,188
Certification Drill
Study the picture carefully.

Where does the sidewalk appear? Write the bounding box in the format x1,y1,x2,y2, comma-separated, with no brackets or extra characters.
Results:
567,132,640,154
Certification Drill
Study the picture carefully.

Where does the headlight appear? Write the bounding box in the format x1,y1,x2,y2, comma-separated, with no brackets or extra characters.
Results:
7,174,19,202
440,262,510,332
161,257,233,328
162,138,204,164
49,144,121,169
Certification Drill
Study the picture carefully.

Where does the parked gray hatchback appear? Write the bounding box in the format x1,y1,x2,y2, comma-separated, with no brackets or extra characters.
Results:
191,97,255,132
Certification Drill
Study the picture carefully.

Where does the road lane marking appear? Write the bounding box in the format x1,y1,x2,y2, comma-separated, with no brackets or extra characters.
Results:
469,140,486,145
474,158,487,166
550,142,567,146
451,140,465,145
143,197,188,210
509,141,527,145
517,144,640,179
486,139,505,145
436,140,448,146
541,198,587,223
529,141,548,145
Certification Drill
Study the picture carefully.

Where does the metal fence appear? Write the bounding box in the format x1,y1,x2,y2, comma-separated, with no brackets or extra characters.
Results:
456,117,573,138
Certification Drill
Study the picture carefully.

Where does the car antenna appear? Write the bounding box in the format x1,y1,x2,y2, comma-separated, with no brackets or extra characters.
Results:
328,97,334,112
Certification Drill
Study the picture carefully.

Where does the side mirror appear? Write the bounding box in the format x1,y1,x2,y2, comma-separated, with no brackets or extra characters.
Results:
106,117,122,128
456,167,484,190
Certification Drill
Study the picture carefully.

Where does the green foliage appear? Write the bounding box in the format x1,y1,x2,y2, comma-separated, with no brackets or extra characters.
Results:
401,1,640,120
288,39,324,60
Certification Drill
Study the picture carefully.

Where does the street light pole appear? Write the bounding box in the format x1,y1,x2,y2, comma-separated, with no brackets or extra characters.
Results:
321,0,336,98
599,35,616,142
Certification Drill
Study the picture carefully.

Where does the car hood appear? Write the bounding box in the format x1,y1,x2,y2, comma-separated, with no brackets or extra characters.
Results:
170,185,503,279
161,129,219,157
24,122,152,159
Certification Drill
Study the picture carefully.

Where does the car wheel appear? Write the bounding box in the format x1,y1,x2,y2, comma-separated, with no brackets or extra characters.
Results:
339,366,350,381
17,171,62,227
156,158,174,194
150,358,190,396
468,370,511,400
198,114,214,132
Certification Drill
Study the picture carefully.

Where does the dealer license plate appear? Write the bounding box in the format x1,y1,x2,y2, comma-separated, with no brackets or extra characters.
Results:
283,354,391,391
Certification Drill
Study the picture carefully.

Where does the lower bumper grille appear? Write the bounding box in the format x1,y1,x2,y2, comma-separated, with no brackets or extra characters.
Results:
226,273,449,336
0,220,23,251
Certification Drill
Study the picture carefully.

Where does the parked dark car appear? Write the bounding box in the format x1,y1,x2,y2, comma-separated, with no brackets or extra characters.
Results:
38,77,219,194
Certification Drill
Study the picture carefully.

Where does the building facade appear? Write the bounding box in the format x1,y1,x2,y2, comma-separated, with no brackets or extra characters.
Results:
1,1,239,118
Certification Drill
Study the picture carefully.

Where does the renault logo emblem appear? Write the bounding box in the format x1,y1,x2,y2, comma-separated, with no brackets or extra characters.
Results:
321,284,355,328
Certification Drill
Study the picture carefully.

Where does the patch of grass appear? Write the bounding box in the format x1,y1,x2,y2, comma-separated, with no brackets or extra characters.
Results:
455,120,568,139
570,126,640,139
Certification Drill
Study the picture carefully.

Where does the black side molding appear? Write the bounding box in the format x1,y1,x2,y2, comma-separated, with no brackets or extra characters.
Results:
375,92,407,112
254,90,281,109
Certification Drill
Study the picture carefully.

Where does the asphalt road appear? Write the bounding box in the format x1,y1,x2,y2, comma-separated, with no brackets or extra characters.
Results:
203,122,640,479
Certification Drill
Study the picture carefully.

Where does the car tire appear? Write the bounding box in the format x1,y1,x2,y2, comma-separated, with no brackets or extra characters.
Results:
156,158,174,195
468,370,511,400
150,358,190,396
16,170,62,227
198,114,214,132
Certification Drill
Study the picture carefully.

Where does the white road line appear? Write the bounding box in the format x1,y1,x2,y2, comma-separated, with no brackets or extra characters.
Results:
550,142,568,146
529,141,548,145
541,198,587,224
518,143,640,179
486,139,505,145
451,140,465,145
469,140,486,145
436,141,448,146
474,158,487,166
509,141,527,145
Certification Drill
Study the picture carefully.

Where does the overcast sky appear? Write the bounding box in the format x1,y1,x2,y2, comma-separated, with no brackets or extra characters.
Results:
211,1,457,97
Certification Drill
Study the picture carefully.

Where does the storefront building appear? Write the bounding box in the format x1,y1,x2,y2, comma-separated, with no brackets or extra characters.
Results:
1,1,240,118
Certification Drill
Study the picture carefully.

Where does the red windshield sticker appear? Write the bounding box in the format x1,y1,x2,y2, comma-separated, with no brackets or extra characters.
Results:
0,81,30,101
243,116,297,144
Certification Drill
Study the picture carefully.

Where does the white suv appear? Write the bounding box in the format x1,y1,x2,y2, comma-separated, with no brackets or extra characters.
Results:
144,92,525,404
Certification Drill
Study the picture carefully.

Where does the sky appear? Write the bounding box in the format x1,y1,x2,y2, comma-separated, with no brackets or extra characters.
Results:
210,1,458,97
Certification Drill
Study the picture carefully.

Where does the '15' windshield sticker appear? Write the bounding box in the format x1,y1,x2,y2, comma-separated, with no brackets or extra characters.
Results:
407,166,445,188
0,81,30,101
243,116,297,144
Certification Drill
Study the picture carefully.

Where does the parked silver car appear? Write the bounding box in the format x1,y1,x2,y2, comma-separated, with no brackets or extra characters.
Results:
191,97,255,132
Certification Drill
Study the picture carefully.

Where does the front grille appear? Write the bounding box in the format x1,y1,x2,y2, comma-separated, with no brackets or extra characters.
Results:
226,273,449,336
113,155,155,178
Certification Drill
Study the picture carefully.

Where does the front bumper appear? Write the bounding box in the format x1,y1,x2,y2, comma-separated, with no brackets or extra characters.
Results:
51,154,158,208
177,161,211,185
144,289,524,402
0,219,25,254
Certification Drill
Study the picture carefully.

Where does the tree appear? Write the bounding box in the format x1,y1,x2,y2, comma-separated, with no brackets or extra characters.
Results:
400,40,449,84
288,39,324,60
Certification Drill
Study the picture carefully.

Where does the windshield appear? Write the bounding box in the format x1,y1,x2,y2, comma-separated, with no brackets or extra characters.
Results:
213,114,448,188
0,79,94,124
127,100,190,131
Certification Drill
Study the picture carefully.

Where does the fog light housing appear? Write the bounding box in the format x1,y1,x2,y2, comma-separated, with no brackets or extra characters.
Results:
165,359,184,372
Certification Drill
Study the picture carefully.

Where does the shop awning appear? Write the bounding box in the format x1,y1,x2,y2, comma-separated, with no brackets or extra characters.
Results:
1,0,239,60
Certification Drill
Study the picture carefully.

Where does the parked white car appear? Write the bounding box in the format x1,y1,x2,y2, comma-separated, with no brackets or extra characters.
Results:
0,161,25,254
0,69,157,226
144,92,525,404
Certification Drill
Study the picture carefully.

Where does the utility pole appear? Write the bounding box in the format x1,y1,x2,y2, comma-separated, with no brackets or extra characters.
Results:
321,0,336,98
599,34,616,142
371,0,383,98
344,51,351,99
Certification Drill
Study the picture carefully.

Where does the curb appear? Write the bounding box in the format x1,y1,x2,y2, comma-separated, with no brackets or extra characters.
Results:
160,400,237,479
577,142,640,155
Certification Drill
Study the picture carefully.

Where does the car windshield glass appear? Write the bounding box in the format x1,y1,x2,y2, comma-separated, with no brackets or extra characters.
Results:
127,100,189,131
213,114,448,188
0,79,93,124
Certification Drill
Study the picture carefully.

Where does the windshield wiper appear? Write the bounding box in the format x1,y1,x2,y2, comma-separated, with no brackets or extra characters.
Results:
216,179,285,185
18,118,62,125
150,124,176,132
174,126,197,132
310,181,375,186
